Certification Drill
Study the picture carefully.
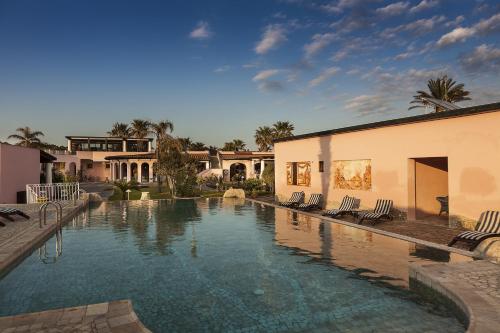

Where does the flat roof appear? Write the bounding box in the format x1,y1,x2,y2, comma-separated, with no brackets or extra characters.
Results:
274,102,500,143
105,151,210,161
66,136,153,141
218,151,274,160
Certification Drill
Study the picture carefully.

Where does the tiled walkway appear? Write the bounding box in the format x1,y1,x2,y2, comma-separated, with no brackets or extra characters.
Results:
0,300,151,333
411,261,500,333
0,200,87,275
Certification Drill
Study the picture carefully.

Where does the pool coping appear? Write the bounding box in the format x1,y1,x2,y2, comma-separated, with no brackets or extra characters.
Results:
0,299,152,333
246,198,500,333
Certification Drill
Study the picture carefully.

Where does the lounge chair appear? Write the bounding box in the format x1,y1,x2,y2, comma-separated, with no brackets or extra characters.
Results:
358,199,393,225
297,194,322,211
0,208,30,227
279,191,304,208
322,195,356,218
448,211,500,251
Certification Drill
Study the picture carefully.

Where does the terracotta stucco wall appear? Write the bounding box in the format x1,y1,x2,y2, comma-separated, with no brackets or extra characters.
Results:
0,144,40,204
275,111,500,227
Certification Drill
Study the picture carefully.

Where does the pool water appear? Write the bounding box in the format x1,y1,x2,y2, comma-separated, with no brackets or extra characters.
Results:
0,199,469,332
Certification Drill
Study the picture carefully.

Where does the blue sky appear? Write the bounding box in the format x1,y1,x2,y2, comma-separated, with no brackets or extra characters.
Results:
1,0,499,149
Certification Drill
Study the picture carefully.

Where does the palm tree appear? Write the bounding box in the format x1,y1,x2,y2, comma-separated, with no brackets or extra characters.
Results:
272,121,294,139
177,137,192,151
108,122,131,137
222,139,246,151
8,127,44,147
130,119,152,152
190,142,208,151
254,126,274,152
410,75,471,112
151,120,174,142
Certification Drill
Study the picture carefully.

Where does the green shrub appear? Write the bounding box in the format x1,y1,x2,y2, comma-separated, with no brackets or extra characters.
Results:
242,178,263,192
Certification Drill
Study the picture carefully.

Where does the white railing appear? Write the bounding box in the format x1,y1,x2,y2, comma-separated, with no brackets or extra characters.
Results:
26,183,80,204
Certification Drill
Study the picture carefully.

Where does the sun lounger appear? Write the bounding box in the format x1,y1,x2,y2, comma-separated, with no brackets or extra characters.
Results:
0,208,30,227
358,199,393,225
448,211,500,251
279,191,304,208
297,194,322,211
322,195,356,218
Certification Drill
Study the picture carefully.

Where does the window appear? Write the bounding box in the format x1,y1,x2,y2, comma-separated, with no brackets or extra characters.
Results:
105,163,110,169
319,161,324,172
286,162,311,186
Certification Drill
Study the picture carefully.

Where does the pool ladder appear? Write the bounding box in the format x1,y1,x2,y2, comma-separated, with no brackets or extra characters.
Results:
38,201,64,263
39,201,63,229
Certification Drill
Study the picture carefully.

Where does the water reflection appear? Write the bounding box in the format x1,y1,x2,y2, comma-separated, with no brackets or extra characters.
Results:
273,208,471,288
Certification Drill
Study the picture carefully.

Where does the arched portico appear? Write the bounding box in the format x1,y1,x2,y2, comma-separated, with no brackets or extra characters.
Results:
130,163,138,181
69,162,77,177
229,163,246,181
121,163,128,180
141,162,149,183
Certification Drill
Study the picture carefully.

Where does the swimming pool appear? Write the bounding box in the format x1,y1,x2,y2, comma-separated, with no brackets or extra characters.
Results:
0,199,470,332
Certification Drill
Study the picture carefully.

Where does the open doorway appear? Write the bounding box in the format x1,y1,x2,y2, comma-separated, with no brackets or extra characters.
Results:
408,157,448,223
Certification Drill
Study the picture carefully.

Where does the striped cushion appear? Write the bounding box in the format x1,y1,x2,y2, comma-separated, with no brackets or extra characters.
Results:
373,199,393,215
0,208,19,213
324,196,355,215
455,230,499,241
476,211,500,233
359,212,386,220
280,192,304,206
298,194,322,208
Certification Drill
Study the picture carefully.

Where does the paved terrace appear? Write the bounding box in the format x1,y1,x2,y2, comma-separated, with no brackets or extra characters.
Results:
0,300,151,333
0,200,88,276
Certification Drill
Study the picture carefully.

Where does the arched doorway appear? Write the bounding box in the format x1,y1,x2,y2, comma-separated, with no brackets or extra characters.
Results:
230,163,246,181
121,163,127,180
131,163,138,181
69,162,77,177
141,163,149,183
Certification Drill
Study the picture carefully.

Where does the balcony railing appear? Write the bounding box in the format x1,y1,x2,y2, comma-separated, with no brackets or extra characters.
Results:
26,183,80,204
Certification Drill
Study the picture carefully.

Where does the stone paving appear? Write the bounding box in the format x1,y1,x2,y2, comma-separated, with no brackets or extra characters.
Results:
0,300,151,333
0,200,88,275
411,260,500,333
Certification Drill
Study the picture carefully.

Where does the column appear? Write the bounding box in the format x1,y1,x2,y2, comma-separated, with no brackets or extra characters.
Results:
137,162,142,183
122,140,127,152
126,163,131,182
149,163,153,182
46,163,53,184
67,139,72,152
205,161,209,170
260,160,265,177
148,141,152,152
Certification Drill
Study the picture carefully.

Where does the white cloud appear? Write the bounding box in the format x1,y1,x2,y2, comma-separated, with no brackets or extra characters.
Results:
309,67,340,87
410,0,438,13
304,32,337,58
437,13,500,47
252,69,281,82
376,2,410,16
313,105,327,111
189,21,213,40
381,15,446,38
344,94,395,116
214,65,231,73
436,27,475,46
255,24,287,54
319,0,365,13
242,62,260,69
460,44,500,74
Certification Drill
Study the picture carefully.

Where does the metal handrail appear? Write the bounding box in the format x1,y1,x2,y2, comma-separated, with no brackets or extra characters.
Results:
39,228,63,264
39,201,63,228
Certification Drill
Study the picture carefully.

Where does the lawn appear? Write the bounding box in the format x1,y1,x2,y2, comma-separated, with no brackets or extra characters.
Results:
109,185,173,201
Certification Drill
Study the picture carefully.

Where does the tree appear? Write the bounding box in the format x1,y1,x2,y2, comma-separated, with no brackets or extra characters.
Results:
190,142,208,151
261,164,275,193
151,120,174,192
254,126,274,152
272,121,294,139
108,123,131,137
156,137,198,197
177,137,192,151
410,75,471,112
130,119,152,151
8,127,44,147
222,139,246,151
